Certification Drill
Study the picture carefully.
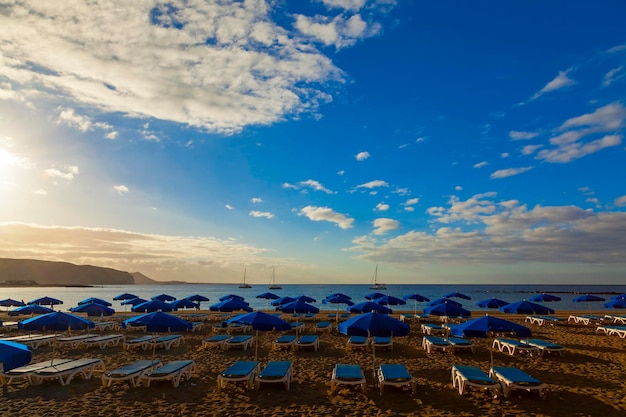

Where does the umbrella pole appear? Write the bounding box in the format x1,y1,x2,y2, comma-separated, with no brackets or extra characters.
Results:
255,330,259,362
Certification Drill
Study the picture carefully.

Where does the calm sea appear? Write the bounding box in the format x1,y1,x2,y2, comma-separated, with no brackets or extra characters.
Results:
2,283,626,313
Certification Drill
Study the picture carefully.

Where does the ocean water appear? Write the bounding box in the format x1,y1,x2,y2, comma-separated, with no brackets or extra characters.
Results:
2,283,626,313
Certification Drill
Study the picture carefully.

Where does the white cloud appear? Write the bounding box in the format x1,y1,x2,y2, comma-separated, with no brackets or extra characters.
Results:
55,107,114,134
537,134,622,163
375,203,389,211
0,2,352,134
490,167,533,179
372,218,399,235
294,13,380,49
251,197,263,204
356,180,388,189
285,179,334,194
225,204,234,210
501,152,510,158
521,144,543,156
404,198,419,206
45,165,79,180
113,184,129,195
473,161,488,169
602,66,624,87
299,205,354,229
355,151,370,161
250,210,274,219
509,130,539,140
531,70,576,101
614,195,626,207
454,186,463,191
319,0,367,12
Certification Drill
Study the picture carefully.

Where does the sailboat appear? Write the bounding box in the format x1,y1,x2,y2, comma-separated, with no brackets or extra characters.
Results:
238,268,252,288
268,268,282,290
369,264,386,290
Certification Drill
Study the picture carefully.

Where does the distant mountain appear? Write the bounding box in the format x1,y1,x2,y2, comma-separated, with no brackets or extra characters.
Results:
0,258,151,286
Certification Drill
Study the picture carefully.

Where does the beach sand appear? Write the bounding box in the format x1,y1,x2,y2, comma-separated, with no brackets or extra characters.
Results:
1,310,625,417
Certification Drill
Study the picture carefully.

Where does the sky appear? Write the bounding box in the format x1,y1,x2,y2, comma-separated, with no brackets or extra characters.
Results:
1,1,625,285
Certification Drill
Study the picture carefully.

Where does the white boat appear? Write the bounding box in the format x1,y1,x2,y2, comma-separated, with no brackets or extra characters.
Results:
369,264,386,290
238,268,252,289
268,268,282,290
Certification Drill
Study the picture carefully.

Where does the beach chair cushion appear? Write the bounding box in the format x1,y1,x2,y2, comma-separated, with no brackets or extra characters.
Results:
490,366,547,399
255,361,293,390
141,360,195,388
29,358,105,386
296,335,320,351
451,365,500,396
378,364,416,395
217,361,259,389
331,364,366,394
102,360,162,387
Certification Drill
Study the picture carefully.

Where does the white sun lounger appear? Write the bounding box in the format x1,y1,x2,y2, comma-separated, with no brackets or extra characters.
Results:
81,334,125,349
451,365,500,396
596,325,626,338
567,315,605,325
330,364,366,394
55,334,100,349
489,366,547,399
520,338,565,356
1,359,74,385
315,321,332,333
420,323,445,335
492,338,538,356
255,361,293,390
422,336,450,354
123,335,159,351
140,360,196,388
223,335,254,351
217,361,259,390
29,358,105,386
201,334,231,349
446,337,475,354
1,334,60,349
272,335,296,351
346,335,369,350
296,334,320,351
93,321,121,331
149,334,184,350
102,359,162,387
372,336,393,351
378,364,416,395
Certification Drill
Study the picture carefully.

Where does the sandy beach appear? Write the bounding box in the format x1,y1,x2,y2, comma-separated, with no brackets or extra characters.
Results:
1,310,625,417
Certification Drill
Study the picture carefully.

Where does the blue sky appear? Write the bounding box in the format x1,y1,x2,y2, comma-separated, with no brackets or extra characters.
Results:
1,1,625,285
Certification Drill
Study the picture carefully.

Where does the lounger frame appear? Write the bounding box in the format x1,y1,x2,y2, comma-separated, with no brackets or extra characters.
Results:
489,366,547,399
377,364,416,395
451,365,500,396
29,358,105,386
217,361,259,390
102,359,162,387
140,360,196,388
255,361,293,390
330,364,366,394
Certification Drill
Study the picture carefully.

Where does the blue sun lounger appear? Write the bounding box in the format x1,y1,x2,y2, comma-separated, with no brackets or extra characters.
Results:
296,334,320,351
102,359,162,387
451,365,500,396
149,334,183,350
223,335,254,351
272,335,296,351
346,335,369,350
377,364,416,395
446,337,474,354
123,335,159,351
315,321,332,333
492,338,538,356
422,336,450,353
520,338,565,356
140,360,196,388
29,358,105,386
255,361,293,390
1,359,74,386
489,366,547,399
201,334,231,349
81,334,125,349
55,334,100,349
372,336,393,351
330,364,366,394
217,361,259,390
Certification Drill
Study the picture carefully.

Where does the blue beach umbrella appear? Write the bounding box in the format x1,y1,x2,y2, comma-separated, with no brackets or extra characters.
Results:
0,298,26,308
113,292,138,301
28,296,63,309
78,297,112,307
70,302,116,316
500,300,554,315
428,297,463,308
256,292,280,300
219,294,246,302
604,298,626,309
573,294,605,303
365,292,387,300
278,300,320,314
374,295,407,306
271,296,296,307
444,292,471,300
325,293,352,301
529,293,562,302
424,301,471,318
403,293,430,315
0,340,32,372
19,311,94,331
476,298,509,309
151,293,176,302
120,297,147,306
122,311,192,332
348,301,393,314
169,299,199,310
338,312,410,377
209,299,253,313
132,299,173,313
611,294,626,300
224,311,291,360
323,294,355,321
294,295,317,303
8,304,54,316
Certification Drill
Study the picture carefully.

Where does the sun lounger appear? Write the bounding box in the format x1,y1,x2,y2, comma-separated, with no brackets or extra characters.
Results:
605,314,626,324
422,336,450,354
201,334,231,349
451,365,500,396
272,335,296,351
489,366,547,399
1,334,60,349
315,321,332,333
93,321,121,331
218,323,250,334
189,322,204,332
140,360,196,388
55,334,100,349
255,361,293,390
567,315,605,325
346,335,369,350
81,334,125,349
525,316,564,326
399,314,414,322
492,338,538,356
0,321,19,331
596,325,626,338
446,337,474,354
330,364,366,394
304,313,317,321
223,335,254,351
377,364,416,395
101,359,162,387
1,359,74,385
372,336,393,351
123,335,159,351
217,361,259,390
29,358,105,386
291,322,304,332
296,334,320,351
520,338,565,356
420,323,445,335
150,334,183,350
